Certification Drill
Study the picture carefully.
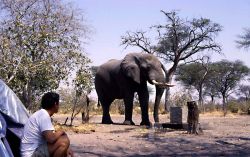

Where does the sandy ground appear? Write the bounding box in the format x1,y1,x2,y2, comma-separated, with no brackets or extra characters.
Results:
53,113,250,157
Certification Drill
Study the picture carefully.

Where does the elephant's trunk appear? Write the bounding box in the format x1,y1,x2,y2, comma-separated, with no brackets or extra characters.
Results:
151,64,174,87
153,86,164,122
153,64,174,123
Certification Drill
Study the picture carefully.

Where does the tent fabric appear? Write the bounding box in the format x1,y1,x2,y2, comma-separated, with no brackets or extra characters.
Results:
0,80,29,125
0,113,14,157
0,113,6,138
0,79,30,157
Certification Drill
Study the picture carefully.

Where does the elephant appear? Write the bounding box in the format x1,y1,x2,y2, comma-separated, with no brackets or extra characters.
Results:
94,52,173,126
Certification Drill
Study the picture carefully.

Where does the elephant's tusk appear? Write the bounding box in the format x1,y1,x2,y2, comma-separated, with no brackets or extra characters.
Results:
152,80,160,85
151,80,175,87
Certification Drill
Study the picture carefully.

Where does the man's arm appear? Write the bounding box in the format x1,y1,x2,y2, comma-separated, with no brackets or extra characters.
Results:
42,130,66,144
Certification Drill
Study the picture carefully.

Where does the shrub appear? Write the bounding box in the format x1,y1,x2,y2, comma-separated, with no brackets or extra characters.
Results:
227,101,239,113
203,103,218,112
238,100,250,114
169,92,192,107
109,99,125,115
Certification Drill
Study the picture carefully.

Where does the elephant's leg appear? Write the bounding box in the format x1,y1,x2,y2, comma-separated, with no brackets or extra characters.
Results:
123,95,135,125
138,86,151,126
101,99,113,124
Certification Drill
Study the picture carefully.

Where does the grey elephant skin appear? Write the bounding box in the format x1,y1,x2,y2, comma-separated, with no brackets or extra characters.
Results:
95,53,172,126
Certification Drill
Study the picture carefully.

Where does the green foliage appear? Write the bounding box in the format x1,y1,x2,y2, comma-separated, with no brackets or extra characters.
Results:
73,67,93,97
176,63,207,88
227,101,239,113
240,101,250,114
209,60,249,98
0,0,91,109
226,100,250,114
236,28,250,49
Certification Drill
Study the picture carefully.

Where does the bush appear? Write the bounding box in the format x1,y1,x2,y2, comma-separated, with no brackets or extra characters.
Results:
239,100,250,114
203,103,220,112
169,92,192,107
227,101,239,113
226,100,250,114
109,99,125,115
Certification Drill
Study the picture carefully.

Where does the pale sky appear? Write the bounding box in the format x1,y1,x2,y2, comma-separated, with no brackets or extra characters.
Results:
73,0,250,68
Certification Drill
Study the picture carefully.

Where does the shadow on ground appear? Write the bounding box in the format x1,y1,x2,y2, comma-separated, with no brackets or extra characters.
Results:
72,129,250,157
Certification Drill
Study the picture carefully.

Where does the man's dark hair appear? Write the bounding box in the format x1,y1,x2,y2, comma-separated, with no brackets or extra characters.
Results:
41,92,59,109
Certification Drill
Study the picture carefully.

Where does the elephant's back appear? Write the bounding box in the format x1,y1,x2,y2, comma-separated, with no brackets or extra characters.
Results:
95,59,121,77
94,59,122,92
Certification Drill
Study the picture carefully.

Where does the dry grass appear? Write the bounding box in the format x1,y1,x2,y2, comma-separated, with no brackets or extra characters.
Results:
200,111,237,118
54,123,96,134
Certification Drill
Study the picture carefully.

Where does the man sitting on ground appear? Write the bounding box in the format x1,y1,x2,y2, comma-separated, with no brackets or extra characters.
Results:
21,92,74,157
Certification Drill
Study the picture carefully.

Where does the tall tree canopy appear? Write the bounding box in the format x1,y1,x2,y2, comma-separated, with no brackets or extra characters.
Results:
175,60,210,111
121,10,222,111
0,0,91,109
208,60,249,114
236,28,250,50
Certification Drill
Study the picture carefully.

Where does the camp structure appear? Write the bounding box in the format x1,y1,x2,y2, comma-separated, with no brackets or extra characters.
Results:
0,79,29,157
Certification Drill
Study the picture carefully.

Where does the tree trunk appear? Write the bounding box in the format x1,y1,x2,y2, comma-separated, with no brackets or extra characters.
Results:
211,95,214,104
22,81,33,111
70,95,78,126
198,85,205,113
164,87,171,112
164,72,174,112
222,94,227,116
82,95,90,123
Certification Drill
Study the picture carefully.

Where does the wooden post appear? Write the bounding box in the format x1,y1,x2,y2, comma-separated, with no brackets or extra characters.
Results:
187,101,201,134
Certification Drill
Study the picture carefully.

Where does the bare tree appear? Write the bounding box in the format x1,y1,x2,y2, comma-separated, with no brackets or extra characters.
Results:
121,10,222,111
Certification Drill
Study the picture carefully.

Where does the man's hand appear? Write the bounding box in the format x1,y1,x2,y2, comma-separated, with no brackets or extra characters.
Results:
43,130,66,144
55,130,66,136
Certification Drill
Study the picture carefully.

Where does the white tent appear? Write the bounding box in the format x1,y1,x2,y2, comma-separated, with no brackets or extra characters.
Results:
0,79,29,125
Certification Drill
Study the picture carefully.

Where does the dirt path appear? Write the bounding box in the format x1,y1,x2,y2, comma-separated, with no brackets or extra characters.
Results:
53,114,250,157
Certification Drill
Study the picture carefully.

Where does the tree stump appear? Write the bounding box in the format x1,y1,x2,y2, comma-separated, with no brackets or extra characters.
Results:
187,101,202,134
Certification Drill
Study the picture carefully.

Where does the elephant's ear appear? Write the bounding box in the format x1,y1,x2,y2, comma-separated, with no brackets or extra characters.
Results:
121,54,140,84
